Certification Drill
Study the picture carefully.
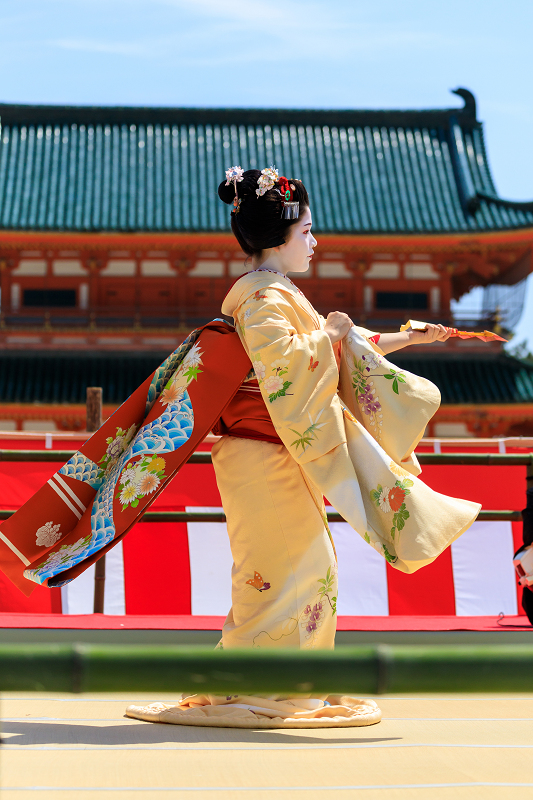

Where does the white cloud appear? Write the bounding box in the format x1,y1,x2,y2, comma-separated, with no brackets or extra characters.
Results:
47,0,451,70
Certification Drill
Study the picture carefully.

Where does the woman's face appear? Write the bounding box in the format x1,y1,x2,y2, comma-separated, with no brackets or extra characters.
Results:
278,207,317,273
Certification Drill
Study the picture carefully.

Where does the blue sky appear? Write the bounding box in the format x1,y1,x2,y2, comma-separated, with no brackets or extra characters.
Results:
1,0,532,346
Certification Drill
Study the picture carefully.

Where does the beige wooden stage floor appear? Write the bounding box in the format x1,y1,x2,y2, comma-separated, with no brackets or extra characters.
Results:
2,692,533,798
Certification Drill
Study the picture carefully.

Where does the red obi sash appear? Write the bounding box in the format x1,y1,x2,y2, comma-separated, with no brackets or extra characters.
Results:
212,341,342,446
212,379,283,445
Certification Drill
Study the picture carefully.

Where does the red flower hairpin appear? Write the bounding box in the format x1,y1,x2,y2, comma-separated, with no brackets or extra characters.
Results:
277,176,299,219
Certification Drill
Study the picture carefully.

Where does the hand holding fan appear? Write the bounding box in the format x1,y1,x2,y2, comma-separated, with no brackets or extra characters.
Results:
400,319,507,343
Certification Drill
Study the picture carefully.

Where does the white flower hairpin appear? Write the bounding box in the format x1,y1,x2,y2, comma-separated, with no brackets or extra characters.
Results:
225,165,244,212
225,165,244,186
256,166,279,197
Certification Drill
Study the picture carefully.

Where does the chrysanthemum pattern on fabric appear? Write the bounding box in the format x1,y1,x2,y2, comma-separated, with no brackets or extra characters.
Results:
370,476,414,545
117,454,167,511
35,521,62,548
114,347,203,512
144,328,201,417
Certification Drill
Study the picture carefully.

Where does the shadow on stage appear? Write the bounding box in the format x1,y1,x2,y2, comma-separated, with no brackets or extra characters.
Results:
1,720,401,747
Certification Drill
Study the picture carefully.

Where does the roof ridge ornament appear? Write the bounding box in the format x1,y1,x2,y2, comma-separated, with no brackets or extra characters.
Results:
450,89,533,212
451,87,477,120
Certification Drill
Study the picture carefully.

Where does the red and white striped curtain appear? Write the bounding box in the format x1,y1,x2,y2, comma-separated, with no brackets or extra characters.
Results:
0,436,525,617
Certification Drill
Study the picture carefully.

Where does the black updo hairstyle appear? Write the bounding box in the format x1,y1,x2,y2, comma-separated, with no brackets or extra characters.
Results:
218,169,309,257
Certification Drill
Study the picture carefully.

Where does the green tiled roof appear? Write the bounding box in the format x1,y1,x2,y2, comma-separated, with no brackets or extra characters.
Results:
1,351,532,406
0,89,532,235
0,353,165,405
394,353,533,404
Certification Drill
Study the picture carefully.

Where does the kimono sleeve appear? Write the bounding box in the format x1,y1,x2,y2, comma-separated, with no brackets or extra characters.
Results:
236,290,347,464
351,324,385,356
317,314,385,357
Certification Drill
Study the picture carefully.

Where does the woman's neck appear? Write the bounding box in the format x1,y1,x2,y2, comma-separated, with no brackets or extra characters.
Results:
252,254,288,276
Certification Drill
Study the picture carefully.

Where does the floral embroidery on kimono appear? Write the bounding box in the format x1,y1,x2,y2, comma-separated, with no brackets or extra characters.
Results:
263,357,293,402
35,521,62,548
252,564,337,650
222,271,480,576
224,278,346,465
349,351,408,439
117,454,167,510
24,536,92,582
370,476,414,541
98,425,137,481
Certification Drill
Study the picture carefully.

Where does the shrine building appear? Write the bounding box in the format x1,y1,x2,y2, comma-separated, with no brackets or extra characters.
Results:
0,88,532,436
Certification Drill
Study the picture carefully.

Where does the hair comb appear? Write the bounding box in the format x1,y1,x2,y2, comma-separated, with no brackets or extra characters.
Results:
277,177,300,219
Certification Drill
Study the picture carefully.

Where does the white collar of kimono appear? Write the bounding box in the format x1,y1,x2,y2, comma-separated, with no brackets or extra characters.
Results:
254,267,290,280
253,267,302,293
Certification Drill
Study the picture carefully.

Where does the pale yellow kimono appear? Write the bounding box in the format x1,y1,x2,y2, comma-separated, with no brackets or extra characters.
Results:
212,270,480,651
126,270,479,729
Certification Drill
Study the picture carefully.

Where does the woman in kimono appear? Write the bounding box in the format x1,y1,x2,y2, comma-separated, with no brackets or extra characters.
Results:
126,167,479,728
211,167,479,652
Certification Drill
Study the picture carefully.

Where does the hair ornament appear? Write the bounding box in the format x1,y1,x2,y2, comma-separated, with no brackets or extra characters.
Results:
277,176,300,219
225,165,244,187
225,165,244,213
255,167,300,218
256,166,279,197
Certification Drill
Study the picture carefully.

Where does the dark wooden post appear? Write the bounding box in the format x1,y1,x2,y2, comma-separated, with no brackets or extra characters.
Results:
86,387,105,613
93,555,106,615
86,387,103,433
